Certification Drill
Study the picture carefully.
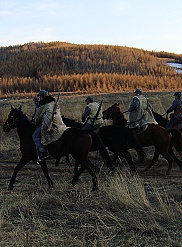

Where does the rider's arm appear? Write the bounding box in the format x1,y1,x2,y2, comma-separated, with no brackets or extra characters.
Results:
82,106,91,123
33,105,45,124
166,100,178,114
128,97,140,112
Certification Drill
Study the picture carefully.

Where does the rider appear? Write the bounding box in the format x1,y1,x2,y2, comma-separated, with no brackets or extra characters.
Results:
82,96,114,168
32,96,39,120
127,88,158,131
166,91,182,129
82,96,103,131
32,90,67,161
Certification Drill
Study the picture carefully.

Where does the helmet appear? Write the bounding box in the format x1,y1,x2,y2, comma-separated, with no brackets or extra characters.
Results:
33,96,39,103
38,90,49,98
134,88,142,95
173,92,181,98
85,96,94,102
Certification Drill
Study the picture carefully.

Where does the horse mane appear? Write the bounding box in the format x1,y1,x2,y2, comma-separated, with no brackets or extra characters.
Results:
13,108,36,137
62,116,83,128
114,111,127,126
152,110,168,128
109,103,128,126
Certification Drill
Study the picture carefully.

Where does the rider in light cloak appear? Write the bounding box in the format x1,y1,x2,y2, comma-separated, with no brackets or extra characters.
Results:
127,89,158,130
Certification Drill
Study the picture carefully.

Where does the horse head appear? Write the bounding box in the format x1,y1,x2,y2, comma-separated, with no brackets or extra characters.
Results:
103,103,127,126
3,105,24,132
103,103,120,120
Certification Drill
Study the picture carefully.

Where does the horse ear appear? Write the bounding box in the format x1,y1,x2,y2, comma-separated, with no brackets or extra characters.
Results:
11,105,14,110
114,103,119,107
117,102,120,106
19,105,22,111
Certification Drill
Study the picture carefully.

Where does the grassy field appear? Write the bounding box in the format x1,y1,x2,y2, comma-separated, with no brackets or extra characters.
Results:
0,91,182,246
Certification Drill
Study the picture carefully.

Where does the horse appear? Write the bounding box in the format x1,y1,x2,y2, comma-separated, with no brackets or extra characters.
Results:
3,106,101,191
103,103,182,175
151,110,182,168
62,117,146,173
152,110,182,131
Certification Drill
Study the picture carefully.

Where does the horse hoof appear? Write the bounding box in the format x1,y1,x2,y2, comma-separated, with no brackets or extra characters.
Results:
91,187,98,192
138,156,145,164
8,185,13,190
108,167,116,173
71,181,77,187
94,167,100,174
130,169,137,175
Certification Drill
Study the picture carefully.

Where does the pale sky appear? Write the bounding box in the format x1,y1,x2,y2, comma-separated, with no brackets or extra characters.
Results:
1,0,182,54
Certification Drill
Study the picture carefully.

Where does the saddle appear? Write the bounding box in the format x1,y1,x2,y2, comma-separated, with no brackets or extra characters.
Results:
170,113,182,130
129,124,149,135
173,122,182,130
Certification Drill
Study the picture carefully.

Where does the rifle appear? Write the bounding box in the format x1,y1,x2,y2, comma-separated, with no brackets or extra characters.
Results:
47,93,61,132
90,98,104,127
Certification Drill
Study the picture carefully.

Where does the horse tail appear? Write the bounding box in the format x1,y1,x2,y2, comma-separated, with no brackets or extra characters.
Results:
87,130,114,169
167,129,182,151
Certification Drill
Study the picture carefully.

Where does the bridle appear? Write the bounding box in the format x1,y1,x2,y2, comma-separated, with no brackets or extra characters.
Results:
4,109,24,130
103,106,115,119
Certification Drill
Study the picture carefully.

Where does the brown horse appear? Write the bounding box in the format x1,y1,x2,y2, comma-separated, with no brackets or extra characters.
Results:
103,103,182,175
3,106,100,191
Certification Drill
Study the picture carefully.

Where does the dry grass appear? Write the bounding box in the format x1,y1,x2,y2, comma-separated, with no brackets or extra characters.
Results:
0,92,182,246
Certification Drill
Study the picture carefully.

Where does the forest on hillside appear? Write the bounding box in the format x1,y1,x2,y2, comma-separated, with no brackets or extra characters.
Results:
0,41,182,96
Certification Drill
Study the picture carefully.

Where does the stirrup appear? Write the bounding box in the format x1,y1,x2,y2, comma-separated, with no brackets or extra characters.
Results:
36,147,49,162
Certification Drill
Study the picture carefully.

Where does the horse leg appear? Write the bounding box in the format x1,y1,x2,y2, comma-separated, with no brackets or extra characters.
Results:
89,130,114,169
71,159,98,191
74,160,79,174
71,166,85,186
88,158,100,174
66,154,71,166
39,160,54,189
122,150,136,173
169,146,182,170
8,156,31,190
55,155,70,167
143,149,160,173
160,151,174,175
112,154,124,167
55,158,60,166
74,159,99,174
129,130,145,164
86,159,99,191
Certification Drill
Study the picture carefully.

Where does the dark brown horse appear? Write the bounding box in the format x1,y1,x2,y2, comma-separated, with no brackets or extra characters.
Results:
152,110,182,131
3,106,100,191
62,117,145,173
103,103,182,175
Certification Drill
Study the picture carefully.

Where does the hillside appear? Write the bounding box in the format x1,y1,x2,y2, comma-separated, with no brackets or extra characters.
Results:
0,41,182,96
